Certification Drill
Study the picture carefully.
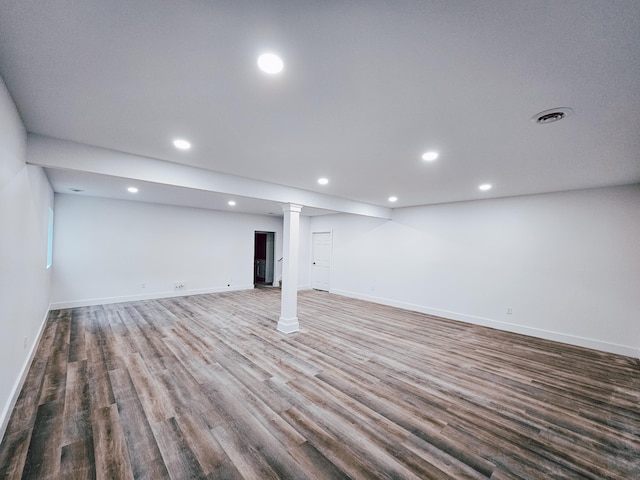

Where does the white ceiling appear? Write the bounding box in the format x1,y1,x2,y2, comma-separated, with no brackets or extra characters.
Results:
1,1,639,213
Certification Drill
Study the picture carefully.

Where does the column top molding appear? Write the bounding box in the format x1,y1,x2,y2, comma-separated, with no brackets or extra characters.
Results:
280,203,303,213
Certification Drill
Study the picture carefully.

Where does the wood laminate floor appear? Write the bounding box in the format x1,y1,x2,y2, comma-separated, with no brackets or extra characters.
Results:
1,289,639,479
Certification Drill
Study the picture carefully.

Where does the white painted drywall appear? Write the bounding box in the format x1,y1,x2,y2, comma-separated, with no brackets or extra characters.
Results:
0,76,53,438
28,135,392,219
51,194,309,307
310,186,640,357
298,215,312,289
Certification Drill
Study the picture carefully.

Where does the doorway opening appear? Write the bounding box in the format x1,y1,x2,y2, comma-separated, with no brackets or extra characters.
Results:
254,231,275,287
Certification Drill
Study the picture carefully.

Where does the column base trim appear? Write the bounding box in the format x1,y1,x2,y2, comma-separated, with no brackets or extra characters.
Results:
277,316,300,334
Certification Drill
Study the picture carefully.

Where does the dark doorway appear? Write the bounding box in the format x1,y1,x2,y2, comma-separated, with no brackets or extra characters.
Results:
254,231,275,286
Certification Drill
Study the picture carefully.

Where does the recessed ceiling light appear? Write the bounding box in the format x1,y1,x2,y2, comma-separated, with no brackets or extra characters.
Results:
421,151,438,161
173,139,191,150
228,200,236,206
478,184,492,191
127,187,139,193
257,53,284,74
388,196,398,203
318,178,329,185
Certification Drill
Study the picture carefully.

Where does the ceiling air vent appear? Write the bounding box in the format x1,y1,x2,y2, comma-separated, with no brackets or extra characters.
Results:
531,107,573,125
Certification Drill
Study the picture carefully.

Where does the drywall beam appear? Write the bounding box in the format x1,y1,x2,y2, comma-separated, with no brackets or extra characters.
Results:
27,134,392,219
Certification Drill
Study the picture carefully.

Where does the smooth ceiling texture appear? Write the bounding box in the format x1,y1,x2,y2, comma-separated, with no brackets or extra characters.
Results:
1,0,639,209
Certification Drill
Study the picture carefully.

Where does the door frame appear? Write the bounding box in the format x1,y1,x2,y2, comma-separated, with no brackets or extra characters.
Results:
254,231,276,286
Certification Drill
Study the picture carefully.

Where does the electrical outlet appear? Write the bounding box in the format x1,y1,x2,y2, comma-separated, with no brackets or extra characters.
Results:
141,282,146,289
174,282,186,291
506,307,513,314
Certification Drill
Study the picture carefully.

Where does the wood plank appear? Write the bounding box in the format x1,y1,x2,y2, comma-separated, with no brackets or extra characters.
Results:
0,429,31,479
108,367,171,480
92,404,134,480
125,353,175,424
61,360,92,447
60,438,96,480
67,308,87,363
21,400,64,479
153,417,206,480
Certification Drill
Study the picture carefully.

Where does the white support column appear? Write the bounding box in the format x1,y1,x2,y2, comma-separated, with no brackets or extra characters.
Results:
278,203,302,334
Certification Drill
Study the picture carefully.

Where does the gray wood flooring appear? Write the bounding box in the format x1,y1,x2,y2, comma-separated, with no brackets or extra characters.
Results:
1,289,639,479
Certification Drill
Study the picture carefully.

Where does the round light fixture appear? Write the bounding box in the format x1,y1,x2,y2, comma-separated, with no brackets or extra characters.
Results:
422,151,438,161
228,200,236,206
478,184,492,191
173,139,191,150
388,196,398,203
257,53,284,74
127,187,139,193
318,177,329,185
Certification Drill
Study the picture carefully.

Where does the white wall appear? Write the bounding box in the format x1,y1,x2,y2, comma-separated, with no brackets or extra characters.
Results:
298,215,312,289
51,194,312,307
310,186,640,357
0,77,53,438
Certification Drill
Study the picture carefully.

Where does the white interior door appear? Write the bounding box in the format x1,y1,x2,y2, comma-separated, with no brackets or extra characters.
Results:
312,232,331,291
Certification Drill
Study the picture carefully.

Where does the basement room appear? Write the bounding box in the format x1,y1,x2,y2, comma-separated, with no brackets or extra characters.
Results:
1,1,639,478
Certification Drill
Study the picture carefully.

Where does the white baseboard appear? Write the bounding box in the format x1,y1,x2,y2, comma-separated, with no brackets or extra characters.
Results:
50,284,255,310
0,305,51,442
331,289,639,359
